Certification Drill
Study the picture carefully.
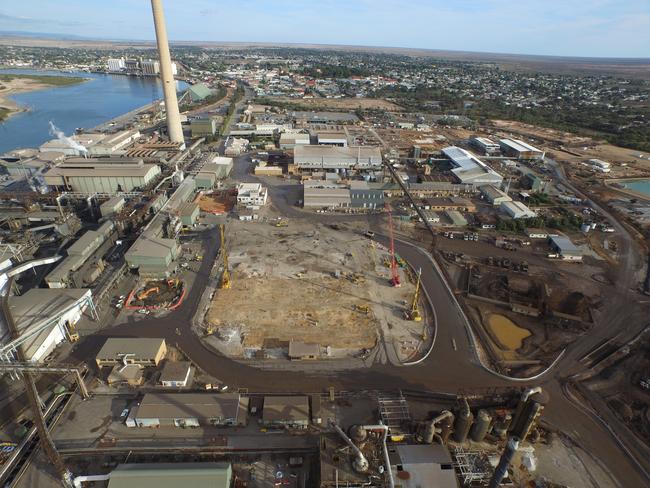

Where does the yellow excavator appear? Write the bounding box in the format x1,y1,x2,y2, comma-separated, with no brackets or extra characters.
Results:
219,224,231,289
405,269,422,322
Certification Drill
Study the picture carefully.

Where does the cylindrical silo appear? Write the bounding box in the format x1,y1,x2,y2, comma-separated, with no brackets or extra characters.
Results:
439,412,454,443
470,409,492,442
453,399,474,443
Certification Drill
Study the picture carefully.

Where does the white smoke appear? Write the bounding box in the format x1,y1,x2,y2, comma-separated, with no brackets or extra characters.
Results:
48,121,88,155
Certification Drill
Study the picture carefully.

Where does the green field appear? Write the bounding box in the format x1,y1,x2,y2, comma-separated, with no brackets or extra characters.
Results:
0,73,87,87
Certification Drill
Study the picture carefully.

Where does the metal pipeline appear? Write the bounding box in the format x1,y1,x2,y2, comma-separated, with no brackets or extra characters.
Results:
360,424,394,488
510,386,542,435
330,421,369,473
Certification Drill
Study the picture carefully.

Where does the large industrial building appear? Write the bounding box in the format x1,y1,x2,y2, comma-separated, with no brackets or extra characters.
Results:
293,145,382,171
470,136,500,155
279,132,310,149
442,146,503,186
9,288,94,362
96,338,167,367
128,393,248,428
107,463,232,488
44,158,161,194
499,138,545,160
45,221,117,288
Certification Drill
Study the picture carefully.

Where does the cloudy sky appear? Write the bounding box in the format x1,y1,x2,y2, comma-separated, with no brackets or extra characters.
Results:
0,0,648,57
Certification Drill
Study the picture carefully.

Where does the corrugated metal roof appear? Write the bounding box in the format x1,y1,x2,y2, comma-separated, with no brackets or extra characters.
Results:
108,463,231,488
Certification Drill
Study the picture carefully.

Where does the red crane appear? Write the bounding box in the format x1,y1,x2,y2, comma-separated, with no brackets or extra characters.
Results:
387,206,401,287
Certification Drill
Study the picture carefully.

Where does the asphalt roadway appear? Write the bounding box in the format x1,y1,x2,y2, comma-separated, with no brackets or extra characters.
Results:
64,170,649,487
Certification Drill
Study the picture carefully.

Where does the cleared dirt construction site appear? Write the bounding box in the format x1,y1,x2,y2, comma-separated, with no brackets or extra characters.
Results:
206,219,424,360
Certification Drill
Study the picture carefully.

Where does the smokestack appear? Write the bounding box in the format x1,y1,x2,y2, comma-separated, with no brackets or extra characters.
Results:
150,0,184,146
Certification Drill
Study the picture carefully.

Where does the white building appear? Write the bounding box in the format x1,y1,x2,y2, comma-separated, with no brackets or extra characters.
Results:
224,137,249,156
141,60,160,76
293,145,382,170
588,159,611,173
442,146,503,186
107,58,125,72
237,183,268,207
10,288,94,362
470,137,500,154
500,201,537,219
480,185,512,205
316,131,348,147
499,139,545,160
279,133,310,149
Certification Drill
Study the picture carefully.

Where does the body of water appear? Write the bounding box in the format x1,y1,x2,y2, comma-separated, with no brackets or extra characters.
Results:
623,179,650,197
0,69,187,153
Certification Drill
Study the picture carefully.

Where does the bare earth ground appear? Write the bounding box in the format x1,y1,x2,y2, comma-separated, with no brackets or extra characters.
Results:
206,218,417,357
271,96,402,111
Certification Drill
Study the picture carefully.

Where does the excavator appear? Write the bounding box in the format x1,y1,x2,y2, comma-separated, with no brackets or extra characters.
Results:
405,268,422,322
137,287,159,300
219,224,231,289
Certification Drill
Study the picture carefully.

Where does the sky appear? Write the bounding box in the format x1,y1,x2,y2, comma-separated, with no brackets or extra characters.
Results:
0,0,648,58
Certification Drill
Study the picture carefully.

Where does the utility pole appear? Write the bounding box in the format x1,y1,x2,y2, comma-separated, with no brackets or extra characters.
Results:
2,277,74,487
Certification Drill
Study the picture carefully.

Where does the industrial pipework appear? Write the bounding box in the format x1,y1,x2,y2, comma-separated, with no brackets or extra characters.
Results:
488,436,520,488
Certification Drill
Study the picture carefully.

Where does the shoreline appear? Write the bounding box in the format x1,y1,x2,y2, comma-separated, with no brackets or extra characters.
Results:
0,73,89,122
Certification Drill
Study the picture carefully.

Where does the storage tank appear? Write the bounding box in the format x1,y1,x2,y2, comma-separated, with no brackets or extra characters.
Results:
470,409,492,442
453,399,474,443
349,425,368,443
492,413,512,439
439,413,454,443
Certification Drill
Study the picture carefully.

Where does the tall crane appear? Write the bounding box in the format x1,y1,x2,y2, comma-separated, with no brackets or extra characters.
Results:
387,207,401,287
219,224,231,289
406,268,422,321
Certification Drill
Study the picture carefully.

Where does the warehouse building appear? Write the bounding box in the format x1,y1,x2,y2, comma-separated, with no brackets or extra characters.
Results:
293,145,382,171
100,196,126,217
303,180,351,208
262,396,310,429
159,361,192,388
44,158,161,194
254,163,283,176
9,288,94,362
125,235,180,278
428,197,476,213
107,463,232,488
588,159,611,173
499,138,545,160
549,235,583,262
480,185,512,206
316,131,348,147
279,132,310,149
96,338,167,367
409,181,477,197
178,202,200,227
45,221,117,288
288,340,320,360
500,201,537,219
442,146,503,186
470,136,500,155
349,181,384,209
130,393,248,427
190,117,219,138
185,83,213,103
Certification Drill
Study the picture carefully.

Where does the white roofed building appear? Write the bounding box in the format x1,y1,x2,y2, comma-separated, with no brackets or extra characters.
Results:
442,146,503,185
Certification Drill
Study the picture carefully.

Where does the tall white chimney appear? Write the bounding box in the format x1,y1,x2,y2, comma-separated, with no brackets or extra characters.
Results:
150,0,184,146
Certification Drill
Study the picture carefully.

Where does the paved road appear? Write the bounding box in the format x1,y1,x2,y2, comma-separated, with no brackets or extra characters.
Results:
63,136,648,485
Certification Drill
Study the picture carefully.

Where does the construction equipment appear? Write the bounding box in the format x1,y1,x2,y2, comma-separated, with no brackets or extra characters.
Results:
66,321,80,343
219,224,231,289
275,220,288,227
387,207,401,287
405,268,422,321
137,286,159,300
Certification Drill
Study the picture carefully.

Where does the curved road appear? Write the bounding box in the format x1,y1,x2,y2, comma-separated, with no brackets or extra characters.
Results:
69,156,649,487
